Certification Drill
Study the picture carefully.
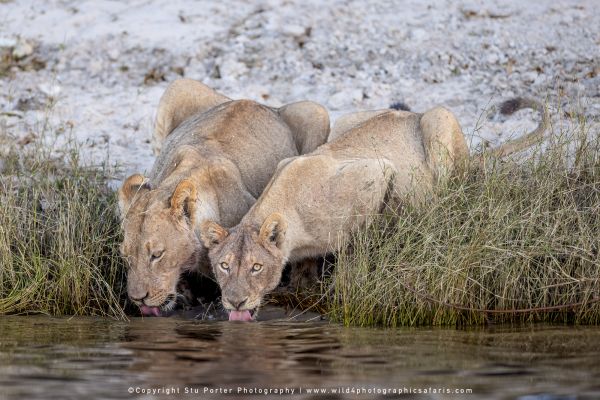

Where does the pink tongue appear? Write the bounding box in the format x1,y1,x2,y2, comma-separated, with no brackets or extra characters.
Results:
140,305,161,317
228,310,253,322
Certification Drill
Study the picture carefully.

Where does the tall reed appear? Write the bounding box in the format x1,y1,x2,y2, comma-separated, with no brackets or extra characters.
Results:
0,133,126,318
326,112,600,327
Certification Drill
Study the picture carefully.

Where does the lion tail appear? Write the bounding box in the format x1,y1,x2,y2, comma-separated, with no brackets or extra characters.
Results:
487,97,550,158
389,101,411,112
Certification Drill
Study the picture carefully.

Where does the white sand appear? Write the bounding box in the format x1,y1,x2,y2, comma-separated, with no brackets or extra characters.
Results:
1,0,598,179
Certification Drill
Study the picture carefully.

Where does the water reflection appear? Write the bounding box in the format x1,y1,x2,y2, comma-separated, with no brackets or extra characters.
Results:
1,316,599,399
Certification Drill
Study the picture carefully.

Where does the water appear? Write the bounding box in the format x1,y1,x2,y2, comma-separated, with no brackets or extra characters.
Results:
1,315,599,399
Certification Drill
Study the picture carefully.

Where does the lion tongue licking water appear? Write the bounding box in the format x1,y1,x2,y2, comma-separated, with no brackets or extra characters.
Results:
229,310,253,321
140,305,161,317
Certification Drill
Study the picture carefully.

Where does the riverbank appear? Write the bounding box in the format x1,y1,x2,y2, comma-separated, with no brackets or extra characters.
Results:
1,105,598,326
1,0,599,325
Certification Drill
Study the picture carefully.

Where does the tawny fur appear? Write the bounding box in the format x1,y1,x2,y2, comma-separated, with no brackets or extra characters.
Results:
201,98,549,315
118,79,330,309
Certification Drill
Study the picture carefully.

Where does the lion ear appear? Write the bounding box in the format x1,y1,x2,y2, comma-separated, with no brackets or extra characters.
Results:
259,213,287,249
170,179,198,222
200,221,228,249
118,174,150,218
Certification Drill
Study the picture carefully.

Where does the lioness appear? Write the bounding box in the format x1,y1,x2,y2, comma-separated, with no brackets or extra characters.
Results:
118,79,329,316
200,98,549,321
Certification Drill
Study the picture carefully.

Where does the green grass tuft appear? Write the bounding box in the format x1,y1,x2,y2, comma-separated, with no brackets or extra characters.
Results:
325,112,600,327
0,133,125,318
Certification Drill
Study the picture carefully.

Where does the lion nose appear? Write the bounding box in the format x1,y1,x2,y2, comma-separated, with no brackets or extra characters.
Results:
129,292,149,303
227,297,248,310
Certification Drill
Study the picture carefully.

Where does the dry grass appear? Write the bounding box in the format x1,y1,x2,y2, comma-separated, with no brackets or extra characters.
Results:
0,132,125,318
325,112,600,327
2,102,599,326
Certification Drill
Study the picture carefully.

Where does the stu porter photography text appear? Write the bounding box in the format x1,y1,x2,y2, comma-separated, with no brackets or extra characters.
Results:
128,385,474,396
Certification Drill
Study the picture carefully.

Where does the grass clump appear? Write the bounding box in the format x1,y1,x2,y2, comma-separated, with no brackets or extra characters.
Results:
326,114,600,327
0,133,125,318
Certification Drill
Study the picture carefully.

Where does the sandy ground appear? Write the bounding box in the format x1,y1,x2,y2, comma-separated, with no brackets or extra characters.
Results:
1,0,598,180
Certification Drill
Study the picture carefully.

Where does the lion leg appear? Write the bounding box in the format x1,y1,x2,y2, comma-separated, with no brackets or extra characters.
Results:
153,79,230,155
419,107,469,178
289,258,320,290
277,101,330,154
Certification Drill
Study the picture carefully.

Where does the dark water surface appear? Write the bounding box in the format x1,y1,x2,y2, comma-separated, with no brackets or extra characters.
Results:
0,315,599,400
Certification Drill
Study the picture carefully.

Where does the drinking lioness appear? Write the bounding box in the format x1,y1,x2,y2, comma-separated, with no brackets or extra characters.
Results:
118,79,329,316
200,98,549,321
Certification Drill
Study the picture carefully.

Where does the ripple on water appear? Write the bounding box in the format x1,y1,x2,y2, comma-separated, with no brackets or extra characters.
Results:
0,316,599,399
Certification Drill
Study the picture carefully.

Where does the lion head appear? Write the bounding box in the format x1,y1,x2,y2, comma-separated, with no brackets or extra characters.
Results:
118,174,203,316
200,213,288,321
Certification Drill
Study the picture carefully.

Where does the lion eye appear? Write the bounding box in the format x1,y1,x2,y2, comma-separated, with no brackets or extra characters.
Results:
150,250,164,262
251,263,263,273
219,262,230,272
